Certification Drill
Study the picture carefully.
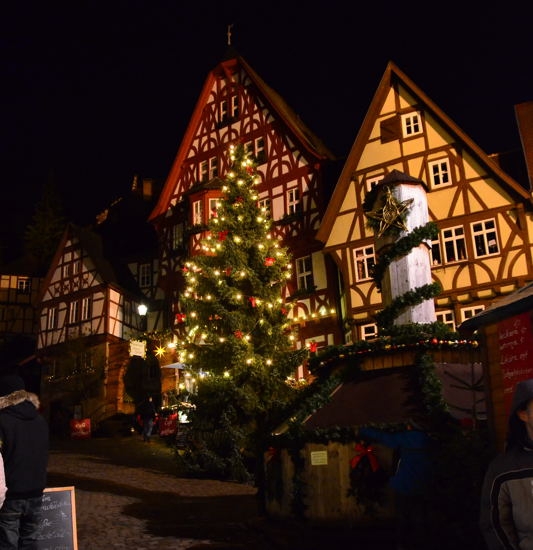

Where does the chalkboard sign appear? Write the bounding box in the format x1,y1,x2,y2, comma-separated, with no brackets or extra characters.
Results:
37,486,78,550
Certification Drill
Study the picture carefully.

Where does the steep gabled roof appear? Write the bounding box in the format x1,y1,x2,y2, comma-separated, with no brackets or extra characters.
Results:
316,61,533,243
148,51,336,222
38,223,142,304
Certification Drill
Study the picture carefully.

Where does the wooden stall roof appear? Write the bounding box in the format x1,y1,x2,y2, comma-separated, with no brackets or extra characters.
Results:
302,367,421,429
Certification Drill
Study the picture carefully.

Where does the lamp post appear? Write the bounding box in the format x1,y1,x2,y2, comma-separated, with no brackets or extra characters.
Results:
138,303,148,332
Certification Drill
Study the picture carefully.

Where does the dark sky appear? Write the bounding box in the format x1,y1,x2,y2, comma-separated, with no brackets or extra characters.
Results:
1,1,531,261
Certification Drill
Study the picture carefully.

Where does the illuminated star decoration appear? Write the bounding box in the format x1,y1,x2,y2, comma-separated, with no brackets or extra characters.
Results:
155,346,166,358
366,186,413,238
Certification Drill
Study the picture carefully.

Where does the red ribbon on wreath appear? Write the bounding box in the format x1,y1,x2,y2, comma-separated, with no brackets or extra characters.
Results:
350,442,380,472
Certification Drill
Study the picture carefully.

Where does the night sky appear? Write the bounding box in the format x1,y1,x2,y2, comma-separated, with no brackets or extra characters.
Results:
1,1,531,262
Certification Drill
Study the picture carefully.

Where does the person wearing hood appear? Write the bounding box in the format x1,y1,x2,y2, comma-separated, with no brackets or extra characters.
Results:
0,373,49,549
480,378,533,549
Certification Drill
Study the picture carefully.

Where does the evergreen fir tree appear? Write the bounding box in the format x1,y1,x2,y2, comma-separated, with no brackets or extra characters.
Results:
24,176,67,272
175,143,306,485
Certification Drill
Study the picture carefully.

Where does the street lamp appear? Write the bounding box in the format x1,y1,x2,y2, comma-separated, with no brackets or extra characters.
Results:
138,303,148,331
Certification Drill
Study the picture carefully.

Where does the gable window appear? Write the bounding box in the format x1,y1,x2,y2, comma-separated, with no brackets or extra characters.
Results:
442,226,467,263
209,156,218,179
461,305,485,322
81,297,91,321
231,95,239,118
472,219,499,257
401,111,422,137
17,277,31,294
245,137,266,163
361,323,378,341
192,200,203,225
428,158,451,188
139,263,151,288
69,301,79,324
47,307,58,330
287,188,300,215
220,100,228,124
354,245,375,281
436,310,455,330
296,256,314,291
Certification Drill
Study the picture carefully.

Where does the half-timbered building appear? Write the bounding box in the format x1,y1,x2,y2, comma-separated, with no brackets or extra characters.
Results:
36,179,168,431
148,48,344,377
316,61,533,343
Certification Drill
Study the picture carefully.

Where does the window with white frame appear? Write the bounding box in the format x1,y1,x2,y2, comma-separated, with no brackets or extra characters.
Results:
231,94,239,118
430,238,442,266
287,188,300,215
62,252,72,279
192,200,203,225
69,301,79,324
472,219,499,257
209,198,219,219
296,256,314,291
361,323,378,341
354,245,375,281
209,156,218,179
81,297,91,321
442,226,467,262
139,263,151,288
258,197,271,217
461,305,485,322
428,158,451,188
17,277,31,294
47,307,57,330
401,112,422,137
200,160,208,182
220,100,228,123
436,310,455,330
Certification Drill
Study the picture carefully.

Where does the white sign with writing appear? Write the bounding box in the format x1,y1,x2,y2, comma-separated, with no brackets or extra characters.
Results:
310,450,328,466
130,340,146,358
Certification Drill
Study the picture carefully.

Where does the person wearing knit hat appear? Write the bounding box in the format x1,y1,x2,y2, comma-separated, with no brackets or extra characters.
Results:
0,372,49,548
480,378,533,549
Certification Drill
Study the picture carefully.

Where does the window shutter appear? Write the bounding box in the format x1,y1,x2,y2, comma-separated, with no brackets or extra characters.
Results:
380,116,401,143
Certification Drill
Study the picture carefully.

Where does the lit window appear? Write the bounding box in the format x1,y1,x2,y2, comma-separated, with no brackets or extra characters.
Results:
442,226,467,263
17,277,31,294
192,200,203,225
361,324,378,341
401,112,422,137
287,188,300,215
354,246,375,281
472,219,499,257
428,158,451,188
47,307,57,330
461,306,485,322
81,297,91,321
436,310,455,330
296,256,314,291
430,238,442,266
69,301,79,324
209,198,219,219
258,197,271,217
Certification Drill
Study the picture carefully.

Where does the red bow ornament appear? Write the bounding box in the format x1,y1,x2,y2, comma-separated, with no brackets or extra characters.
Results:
350,442,380,472
175,313,186,323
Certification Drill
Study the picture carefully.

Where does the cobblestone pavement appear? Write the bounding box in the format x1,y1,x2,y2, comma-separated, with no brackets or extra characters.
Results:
46,435,396,550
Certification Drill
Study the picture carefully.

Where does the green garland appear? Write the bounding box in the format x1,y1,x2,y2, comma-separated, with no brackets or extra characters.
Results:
371,222,439,290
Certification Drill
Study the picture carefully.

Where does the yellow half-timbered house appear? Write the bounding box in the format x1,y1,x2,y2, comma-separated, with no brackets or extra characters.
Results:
316,61,533,343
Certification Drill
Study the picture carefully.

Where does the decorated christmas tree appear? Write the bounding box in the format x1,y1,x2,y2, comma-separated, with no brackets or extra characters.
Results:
175,143,306,482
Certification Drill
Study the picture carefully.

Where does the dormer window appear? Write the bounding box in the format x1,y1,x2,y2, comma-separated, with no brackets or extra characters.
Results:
401,111,422,137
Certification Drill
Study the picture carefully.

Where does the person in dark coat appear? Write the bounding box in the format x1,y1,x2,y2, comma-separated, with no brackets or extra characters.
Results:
138,396,157,443
480,378,533,549
0,373,49,549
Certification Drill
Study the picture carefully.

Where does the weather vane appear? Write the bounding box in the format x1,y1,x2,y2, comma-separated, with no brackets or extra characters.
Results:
227,24,233,46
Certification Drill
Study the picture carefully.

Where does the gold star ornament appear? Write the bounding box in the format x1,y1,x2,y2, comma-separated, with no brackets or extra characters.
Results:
366,186,413,238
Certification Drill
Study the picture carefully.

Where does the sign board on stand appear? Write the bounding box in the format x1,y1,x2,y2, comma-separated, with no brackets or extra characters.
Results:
37,486,78,549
